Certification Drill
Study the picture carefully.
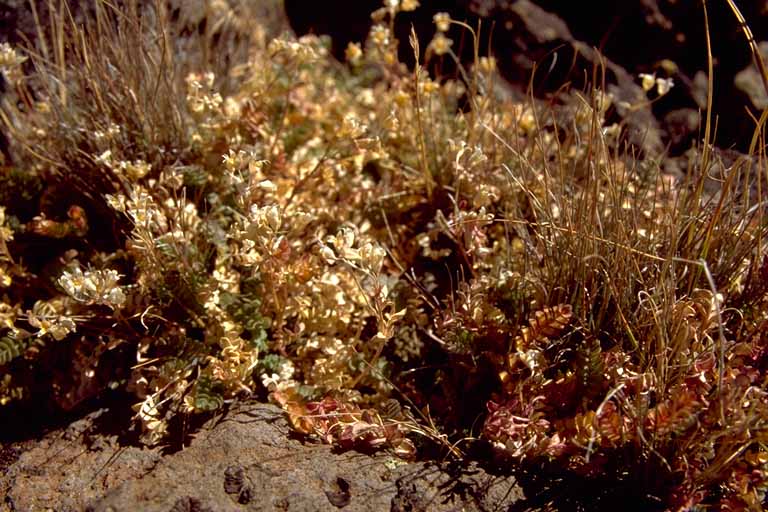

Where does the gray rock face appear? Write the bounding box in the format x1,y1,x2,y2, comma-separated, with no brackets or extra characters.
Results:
1,402,523,511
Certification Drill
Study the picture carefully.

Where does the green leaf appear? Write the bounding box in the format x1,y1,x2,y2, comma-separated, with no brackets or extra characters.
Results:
0,333,28,366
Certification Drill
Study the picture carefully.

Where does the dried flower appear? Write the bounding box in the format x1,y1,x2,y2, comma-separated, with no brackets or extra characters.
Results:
639,72,656,92
0,207,12,243
478,56,496,73
26,300,76,341
133,394,168,445
639,73,674,96
345,42,363,65
370,25,390,48
429,33,453,56
0,268,10,288
59,266,126,308
0,43,26,69
656,76,674,95
433,12,451,32
119,159,151,180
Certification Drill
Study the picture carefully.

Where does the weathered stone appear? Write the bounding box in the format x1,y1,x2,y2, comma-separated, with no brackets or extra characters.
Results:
0,402,524,511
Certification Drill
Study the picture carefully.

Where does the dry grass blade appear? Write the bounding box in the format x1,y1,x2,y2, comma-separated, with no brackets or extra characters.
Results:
725,0,768,98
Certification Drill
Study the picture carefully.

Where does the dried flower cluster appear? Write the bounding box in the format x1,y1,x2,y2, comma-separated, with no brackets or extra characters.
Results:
0,1,766,509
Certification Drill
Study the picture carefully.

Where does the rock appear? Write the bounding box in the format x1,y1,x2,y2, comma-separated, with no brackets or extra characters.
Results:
663,108,701,153
735,41,768,111
0,401,524,511
483,0,663,154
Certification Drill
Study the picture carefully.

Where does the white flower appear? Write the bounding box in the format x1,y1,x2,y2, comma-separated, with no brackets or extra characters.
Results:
370,25,390,47
655,77,674,95
278,360,295,381
639,72,656,92
261,372,280,390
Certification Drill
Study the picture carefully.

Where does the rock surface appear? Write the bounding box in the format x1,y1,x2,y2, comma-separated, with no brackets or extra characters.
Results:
1,401,523,511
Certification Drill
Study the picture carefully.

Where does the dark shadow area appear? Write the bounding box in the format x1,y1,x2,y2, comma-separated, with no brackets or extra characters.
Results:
466,440,673,512
284,0,768,154
0,388,138,445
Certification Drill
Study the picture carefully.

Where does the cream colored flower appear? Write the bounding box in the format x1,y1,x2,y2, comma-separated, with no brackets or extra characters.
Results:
433,12,451,32
656,77,674,95
26,300,76,340
639,73,656,92
478,56,496,73
370,25,390,47
58,267,126,308
0,206,13,243
0,43,26,69
345,42,363,65
429,33,453,56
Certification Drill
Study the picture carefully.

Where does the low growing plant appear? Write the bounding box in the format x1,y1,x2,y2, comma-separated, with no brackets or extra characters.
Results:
0,0,766,508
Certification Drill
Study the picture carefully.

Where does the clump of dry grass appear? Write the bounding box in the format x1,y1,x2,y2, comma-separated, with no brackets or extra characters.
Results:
0,1,766,508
